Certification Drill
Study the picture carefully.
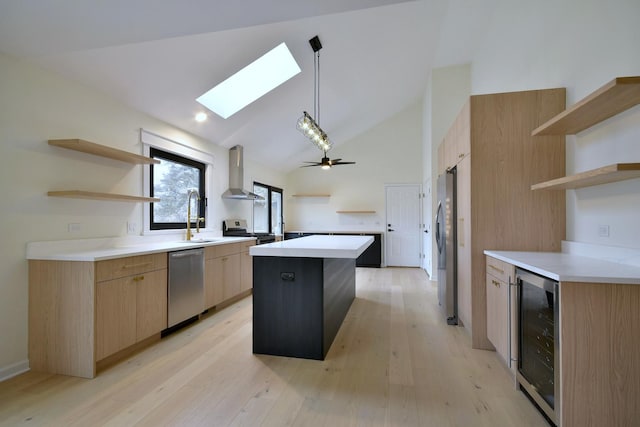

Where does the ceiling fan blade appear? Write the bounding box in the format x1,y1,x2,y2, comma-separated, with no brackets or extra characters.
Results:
332,161,356,165
329,158,342,163
300,163,321,168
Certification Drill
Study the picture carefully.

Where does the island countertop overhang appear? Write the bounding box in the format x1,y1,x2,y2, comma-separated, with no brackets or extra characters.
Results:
250,235,373,258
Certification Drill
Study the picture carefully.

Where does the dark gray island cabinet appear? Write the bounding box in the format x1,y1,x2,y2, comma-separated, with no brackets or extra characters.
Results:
250,235,373,360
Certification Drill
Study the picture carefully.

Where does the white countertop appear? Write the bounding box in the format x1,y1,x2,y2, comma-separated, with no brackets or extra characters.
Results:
285,230,383,234
250,235,373,259
484,250,640,285
27,236,255,262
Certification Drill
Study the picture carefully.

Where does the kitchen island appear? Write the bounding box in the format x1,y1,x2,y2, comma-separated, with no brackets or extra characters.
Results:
250,235,373,360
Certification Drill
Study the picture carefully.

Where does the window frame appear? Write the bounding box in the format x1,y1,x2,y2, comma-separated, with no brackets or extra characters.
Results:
253,181,283,235
149,147,207,231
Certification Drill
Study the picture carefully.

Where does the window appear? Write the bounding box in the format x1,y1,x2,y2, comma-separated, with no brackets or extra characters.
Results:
253,182,283,235
150,147,206,230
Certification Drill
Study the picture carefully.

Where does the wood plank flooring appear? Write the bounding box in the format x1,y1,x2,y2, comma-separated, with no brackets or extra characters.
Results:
0,268,548,426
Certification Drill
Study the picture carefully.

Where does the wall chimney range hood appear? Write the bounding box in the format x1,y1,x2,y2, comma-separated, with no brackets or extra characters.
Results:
222,145,263,200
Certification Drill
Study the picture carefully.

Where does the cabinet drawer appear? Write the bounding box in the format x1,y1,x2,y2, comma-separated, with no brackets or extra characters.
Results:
211,242,242,258
486,256,513,283
241,240,255,253
96,253,167,282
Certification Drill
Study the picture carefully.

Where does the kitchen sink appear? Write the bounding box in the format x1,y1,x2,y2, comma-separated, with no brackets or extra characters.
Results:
177,238,220,244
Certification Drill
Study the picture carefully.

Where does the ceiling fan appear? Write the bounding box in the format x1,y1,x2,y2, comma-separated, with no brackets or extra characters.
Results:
301,150,356,169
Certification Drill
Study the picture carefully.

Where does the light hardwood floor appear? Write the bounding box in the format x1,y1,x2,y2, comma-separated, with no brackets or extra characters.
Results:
0,268,547,426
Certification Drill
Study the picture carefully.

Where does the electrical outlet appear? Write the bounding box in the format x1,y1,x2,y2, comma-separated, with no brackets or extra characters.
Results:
127,221,137,235
598,224,610,237
68,223,81,232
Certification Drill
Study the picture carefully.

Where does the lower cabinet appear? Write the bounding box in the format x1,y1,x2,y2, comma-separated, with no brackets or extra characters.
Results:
29,253,167,378
96,268,167,360
29,240,254,379
485,256,515,371
240,241,253,292
351,233,382,267
485,254,640,426
204,239,255,309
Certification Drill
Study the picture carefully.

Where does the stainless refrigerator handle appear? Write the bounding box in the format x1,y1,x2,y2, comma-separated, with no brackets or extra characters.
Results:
435,201,442,248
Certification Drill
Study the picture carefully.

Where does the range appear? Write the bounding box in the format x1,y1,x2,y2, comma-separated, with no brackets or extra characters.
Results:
222,219,276,245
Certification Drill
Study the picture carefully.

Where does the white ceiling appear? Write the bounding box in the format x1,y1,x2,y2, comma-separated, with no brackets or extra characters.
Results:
0,0,496,171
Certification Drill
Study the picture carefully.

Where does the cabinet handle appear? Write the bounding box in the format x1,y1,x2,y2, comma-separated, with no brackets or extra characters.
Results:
458,153,465,158
133,275,145,282
488,264,504,275
122,262,152,270
492,279,500,287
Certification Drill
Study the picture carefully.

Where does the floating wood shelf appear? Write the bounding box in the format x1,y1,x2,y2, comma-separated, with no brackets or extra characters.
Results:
336,210,376,214
531,163,640,190
48,191,160,203
49,139,160,165
292,194,331,197
532,76,640,136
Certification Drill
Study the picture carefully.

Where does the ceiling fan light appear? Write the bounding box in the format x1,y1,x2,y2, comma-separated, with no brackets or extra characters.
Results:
321,164,331,170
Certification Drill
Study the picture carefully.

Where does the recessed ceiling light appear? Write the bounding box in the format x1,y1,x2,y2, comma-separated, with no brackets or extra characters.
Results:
196,42,301,119
195,112,207,122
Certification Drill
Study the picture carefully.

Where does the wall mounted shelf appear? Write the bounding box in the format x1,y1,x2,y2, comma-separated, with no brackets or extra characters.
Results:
336,210,376,214
49,139,160,165
532,76,640,136
48,138,159,203
48,190,160,203
531,163,640,190
292,194,331,197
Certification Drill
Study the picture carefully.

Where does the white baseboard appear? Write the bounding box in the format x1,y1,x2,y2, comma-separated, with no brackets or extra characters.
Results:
0,360,29,382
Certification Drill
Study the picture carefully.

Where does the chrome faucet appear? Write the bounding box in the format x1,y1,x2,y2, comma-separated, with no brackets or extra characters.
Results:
186,189,202,241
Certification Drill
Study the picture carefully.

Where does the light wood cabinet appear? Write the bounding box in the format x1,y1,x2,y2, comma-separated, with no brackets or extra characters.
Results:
485,256,515,369
437,142,445,175
205,257,224,308
219,254,241,300
440,101,471,172
456,155,472,326
442,89,566,349
484,256,640,426
240,241,254,292
204,240,255,309
96,275,137,360
29,253,167,378
135,269,168,344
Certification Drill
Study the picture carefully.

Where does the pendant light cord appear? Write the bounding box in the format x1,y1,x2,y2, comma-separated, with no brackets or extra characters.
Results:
312,49,322,126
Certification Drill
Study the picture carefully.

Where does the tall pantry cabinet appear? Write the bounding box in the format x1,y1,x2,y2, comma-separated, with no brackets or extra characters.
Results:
438,88,566,349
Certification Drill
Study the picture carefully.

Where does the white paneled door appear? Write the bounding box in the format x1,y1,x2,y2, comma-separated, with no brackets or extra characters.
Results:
385,184,421,267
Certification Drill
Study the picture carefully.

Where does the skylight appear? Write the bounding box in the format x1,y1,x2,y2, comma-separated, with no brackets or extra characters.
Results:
196,42,301,119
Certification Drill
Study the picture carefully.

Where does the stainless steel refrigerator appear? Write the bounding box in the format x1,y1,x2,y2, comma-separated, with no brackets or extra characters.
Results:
436,167,458,325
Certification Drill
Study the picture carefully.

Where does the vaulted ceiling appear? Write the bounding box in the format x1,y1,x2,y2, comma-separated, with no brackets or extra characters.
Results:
0,0,495,171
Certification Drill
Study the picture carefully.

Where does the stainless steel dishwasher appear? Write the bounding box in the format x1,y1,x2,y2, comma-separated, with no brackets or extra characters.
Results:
168,248,204,328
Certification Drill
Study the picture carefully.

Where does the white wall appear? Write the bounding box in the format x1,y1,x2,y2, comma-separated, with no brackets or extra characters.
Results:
285,102,423,234
0,52,285,378
471,0,640,249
